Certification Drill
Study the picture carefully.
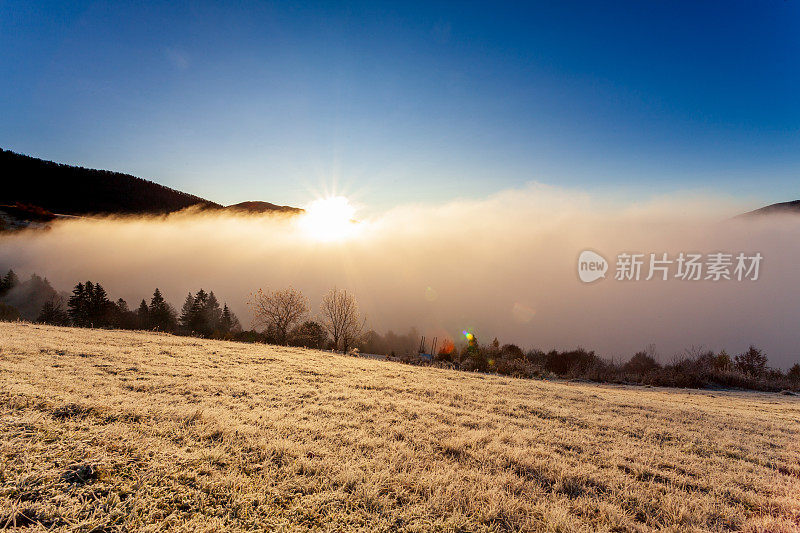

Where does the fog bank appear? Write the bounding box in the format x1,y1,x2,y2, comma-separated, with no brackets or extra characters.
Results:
2,184,799,367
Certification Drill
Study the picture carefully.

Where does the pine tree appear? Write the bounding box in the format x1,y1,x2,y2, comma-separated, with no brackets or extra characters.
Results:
193,289,208,317
0,269,19,297
149,288,176,332
67,281,113,327
179,292,195,332
220,304,232,333
109,298,127,328
137,299,150,329
3,273,59,321
149,288,166,321
177,289,229,337
220,303,241,335
88,282,112,327
203,291,222,335
84,281,96,326
68,282,89,327
37,296,70,326
190,290,208,334
120,298,144,330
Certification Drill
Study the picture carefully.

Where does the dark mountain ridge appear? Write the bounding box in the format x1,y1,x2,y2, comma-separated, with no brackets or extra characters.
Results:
739,200,800,217
1,149,301,218
226,201,302,214
1,149,220,215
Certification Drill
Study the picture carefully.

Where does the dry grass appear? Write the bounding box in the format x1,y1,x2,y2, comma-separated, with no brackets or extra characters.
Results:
1,322,799,532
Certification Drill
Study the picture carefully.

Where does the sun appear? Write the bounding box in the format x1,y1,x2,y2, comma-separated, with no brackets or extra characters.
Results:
299,196,360,241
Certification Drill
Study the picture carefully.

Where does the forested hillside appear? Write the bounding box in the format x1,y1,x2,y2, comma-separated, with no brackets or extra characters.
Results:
0,149,218,215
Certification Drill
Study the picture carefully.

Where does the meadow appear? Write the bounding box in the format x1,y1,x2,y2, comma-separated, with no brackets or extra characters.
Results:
1,322,799,532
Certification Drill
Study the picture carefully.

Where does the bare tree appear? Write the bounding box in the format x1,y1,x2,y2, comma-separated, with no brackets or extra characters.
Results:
249,287,309,344
319,287,365,352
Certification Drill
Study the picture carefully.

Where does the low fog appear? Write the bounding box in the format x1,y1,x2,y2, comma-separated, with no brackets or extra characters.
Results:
2,184,799,368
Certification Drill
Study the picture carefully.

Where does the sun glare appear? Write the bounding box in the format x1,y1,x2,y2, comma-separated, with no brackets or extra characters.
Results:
300,196,359,242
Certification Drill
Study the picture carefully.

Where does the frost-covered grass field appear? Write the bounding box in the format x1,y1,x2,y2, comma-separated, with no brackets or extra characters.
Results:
1,322,799,532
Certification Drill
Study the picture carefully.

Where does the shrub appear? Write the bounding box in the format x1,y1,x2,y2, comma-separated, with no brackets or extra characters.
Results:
288,321,329,349
734,346,768,377
713,350,732,372
0,302,20,321
231,330,267,343
545,348,597,376
623,351,661,375
460,344,488,372
788,364,800,382
37,296,70,326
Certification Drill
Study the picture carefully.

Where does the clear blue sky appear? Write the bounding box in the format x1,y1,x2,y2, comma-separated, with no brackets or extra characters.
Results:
1,1,798,211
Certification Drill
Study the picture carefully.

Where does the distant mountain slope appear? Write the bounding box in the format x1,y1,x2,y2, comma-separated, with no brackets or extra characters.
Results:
740,200,800,217
1,149,219,215
225,201,302,214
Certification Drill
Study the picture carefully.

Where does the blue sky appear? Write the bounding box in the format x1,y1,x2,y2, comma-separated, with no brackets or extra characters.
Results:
1,1,798,211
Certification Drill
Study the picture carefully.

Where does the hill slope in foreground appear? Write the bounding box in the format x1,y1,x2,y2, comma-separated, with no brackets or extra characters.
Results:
1,323,799,532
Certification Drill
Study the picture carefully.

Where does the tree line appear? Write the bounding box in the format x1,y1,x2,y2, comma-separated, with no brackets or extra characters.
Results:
2,267,798,393
427,336,800,393
0,269,360,349
0,271,369,351
245,284,800,392
0,269,241,338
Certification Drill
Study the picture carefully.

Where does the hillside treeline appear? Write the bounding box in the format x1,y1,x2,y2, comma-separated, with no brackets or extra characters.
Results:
1,269,798,393
241,285,800,393
0,148,217,215
429,338,800,393
0,269,241,339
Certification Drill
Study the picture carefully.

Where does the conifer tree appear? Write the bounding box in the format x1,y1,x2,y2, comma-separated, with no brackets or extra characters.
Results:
220,303,241,334
149,288,176,332
68,282,89,327
88,282,112,326
0,269,19,297
203,291,222,334
189,289,208,334
37,296,70,326
67,281,113,327
137,299,150,329
179,292,195,332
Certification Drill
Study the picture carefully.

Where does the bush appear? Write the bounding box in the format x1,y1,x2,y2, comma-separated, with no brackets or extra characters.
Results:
37,296,70,326
288,321,329,349
735,346,768,377
544,348,598,376
494,355,530,377
0,302,20,321
713,350,732,372
231,330,267,343
623,351,661,375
